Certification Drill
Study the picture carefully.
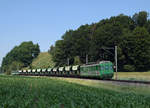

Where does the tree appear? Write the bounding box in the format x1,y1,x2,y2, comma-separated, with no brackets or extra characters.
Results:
132,11,148,27
51,40,67,66
48,45,54,54
0,67,1,73
120,27,150,71
1,41,40,73
145,20,150,33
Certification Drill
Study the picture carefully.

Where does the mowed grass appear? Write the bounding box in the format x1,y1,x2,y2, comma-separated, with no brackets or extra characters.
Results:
0,75,150,108
113,72,150,81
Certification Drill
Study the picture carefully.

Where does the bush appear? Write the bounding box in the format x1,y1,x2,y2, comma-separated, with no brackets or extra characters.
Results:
123,65,135,72
5,71,11,75
5,68,11,75
73,56,81,65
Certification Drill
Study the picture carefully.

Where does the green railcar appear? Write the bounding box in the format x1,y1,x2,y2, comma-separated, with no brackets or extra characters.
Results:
80,61,114,79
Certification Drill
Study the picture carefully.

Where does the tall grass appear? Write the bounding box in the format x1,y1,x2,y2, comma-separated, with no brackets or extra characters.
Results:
0,75,150,108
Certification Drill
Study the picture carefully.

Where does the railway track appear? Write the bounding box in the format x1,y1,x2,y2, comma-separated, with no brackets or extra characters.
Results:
104,79,150,85
20,74,150,85
60,76,150,85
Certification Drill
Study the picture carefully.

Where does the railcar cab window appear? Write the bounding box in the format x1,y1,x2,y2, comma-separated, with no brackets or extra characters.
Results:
105,66,109,70
101,66,104,70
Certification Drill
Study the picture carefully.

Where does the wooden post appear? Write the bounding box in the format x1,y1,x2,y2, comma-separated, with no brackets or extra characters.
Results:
67,58,69,66
86,54,88,64
115,46,118,79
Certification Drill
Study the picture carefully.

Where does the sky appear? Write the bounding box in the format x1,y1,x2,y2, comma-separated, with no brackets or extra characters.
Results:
0,0,150,66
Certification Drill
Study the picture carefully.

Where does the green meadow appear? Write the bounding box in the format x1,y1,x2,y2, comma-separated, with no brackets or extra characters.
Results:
0,75,150,108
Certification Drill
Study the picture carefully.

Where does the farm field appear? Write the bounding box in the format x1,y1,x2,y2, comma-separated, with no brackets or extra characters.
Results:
113,72,150,81
0,75,150,108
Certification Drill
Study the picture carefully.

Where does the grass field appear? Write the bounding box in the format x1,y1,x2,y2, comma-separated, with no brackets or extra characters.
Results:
0,75,150,108
57,77,150,94
113,72,150,81
31,52,55,69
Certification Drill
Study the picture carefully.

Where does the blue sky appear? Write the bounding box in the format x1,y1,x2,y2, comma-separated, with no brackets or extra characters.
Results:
0,0,150,66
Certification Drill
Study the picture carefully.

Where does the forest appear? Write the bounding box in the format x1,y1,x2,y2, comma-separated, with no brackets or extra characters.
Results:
49,11,150,72
1,11,150,73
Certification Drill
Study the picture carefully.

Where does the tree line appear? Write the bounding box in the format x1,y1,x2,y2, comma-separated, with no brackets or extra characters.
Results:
1,41,40,74
1,11,150,73
49,11,150,72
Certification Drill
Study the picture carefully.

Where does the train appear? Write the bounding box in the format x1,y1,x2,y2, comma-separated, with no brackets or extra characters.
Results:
15,61,114,79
